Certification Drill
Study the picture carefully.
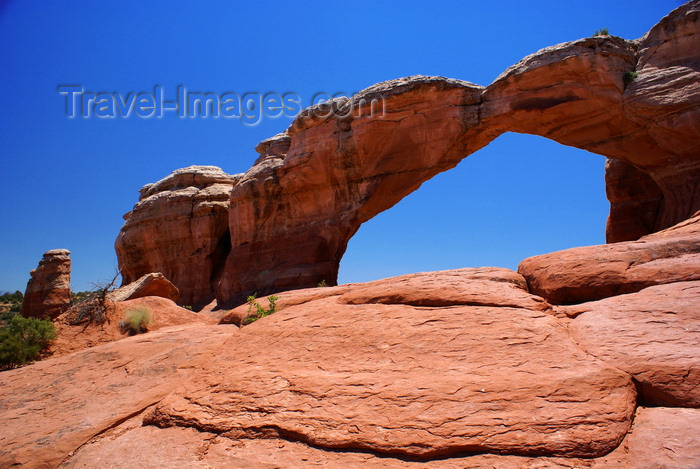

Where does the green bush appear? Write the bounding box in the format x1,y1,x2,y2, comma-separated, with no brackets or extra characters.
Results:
623,71,639,85
243,294,279,325
317,279,327,288
0,315,56,370
593,27,610,36
119,306,152,335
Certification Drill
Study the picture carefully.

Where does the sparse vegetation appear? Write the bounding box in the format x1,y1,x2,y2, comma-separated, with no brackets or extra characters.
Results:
64,271,120,327
0,315,56,370
243,294,279,325
623,71,639,85
593,27,609,36
317,279,328,288
119,306,152,335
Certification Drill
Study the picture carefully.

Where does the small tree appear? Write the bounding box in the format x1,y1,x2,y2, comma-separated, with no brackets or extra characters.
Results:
0,315,56,370
65,270,120,327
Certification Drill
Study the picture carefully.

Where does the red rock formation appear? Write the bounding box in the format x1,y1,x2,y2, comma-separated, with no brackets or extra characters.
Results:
115,166,239,308
20,249,72,319
2,254,698,465
55,406,700,468
114,2,699,306
605,158,664,242
518,212,700,304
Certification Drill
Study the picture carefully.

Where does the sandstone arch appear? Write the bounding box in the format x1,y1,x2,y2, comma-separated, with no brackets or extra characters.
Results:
116,1,699,306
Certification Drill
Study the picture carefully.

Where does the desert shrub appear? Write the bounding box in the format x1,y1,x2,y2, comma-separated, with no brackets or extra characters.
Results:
0,315,56,370
119,306,152,335
243,294,279,325
593,28,609,36
623,71,639,85
317,279,327,288
65,272,120,327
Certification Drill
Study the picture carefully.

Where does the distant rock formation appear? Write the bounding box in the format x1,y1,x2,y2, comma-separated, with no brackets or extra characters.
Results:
20,249,71,319
116,1,700,308
115,166,240,308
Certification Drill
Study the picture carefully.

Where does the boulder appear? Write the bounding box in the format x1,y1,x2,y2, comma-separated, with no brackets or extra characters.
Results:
518,213,700,304
107,272,179,303
115,166,240,308
20,249,72,319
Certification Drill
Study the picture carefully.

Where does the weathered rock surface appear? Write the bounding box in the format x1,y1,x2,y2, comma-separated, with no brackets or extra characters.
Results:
220,267,550,325
150,273,636,458
106,272,179,303
59,406,700,468
115,166,240,308
597,407,700,468
20,249,72,319
518,212,700,304
50,296,217,357
0,323,236,468
566,281,700,407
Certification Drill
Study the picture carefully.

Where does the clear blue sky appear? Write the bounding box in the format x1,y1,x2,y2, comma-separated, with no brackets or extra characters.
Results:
0,1,681,293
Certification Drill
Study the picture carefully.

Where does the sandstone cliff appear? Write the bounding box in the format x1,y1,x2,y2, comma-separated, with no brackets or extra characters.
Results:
116,1,700,308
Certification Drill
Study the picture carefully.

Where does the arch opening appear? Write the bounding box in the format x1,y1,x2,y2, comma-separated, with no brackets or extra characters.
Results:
338,132,609,285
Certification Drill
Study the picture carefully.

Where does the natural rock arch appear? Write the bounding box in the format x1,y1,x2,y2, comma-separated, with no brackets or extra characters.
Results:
116,1,699,307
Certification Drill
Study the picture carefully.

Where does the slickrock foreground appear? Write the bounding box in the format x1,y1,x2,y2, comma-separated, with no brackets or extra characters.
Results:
116,1,700,308
0,323,236,468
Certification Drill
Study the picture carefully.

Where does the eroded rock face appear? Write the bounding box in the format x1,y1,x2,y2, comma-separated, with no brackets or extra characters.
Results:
518,212,700,304
20,249,72,319
115,166,240,308
605,158,664,242
3,256,698,466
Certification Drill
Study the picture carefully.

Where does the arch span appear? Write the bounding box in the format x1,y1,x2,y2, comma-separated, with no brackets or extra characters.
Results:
116,1,700,306
217,8,699,304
